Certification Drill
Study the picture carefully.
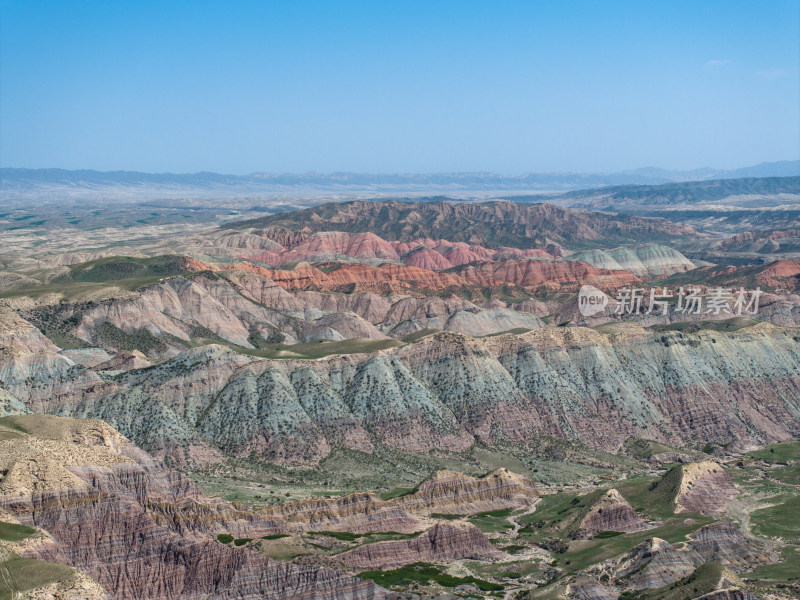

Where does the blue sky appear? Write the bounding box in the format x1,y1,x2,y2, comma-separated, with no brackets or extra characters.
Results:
1,1,798,174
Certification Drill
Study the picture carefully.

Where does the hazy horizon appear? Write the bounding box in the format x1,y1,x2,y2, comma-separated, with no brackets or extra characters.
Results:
2,159,799,178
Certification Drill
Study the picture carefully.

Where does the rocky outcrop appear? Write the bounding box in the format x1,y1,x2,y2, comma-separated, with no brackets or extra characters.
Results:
716,228,800,254
439,308,543,337
457,258,640,290
0,415,387,600
75,275,269,348
402,248,454,270
396,469,538,515
615,537,697,589
244,263,475,294
572,526,773,599
689,522,776,571
654,461,739,515
0,387,29,416
93,351,151,372
59,348,113,367
575,489,648,537
658,259,800,294
6,305,800,465
11,323,800,463
282,232,401,263
20,568,110,600
259,493,427,534
0,312,110,413
259,469,535,535
568,574,619,600
338,523,502,570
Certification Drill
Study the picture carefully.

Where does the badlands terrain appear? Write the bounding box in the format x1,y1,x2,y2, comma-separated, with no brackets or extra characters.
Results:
1,171,800,599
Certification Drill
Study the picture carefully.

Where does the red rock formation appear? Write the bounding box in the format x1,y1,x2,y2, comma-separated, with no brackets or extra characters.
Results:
326,264,477,290
245,262,491,293
240,263,334,291
757,259,800,288
280,232,401,263
402,248,454,270
436,242,495,267
663,259,800,293
460,258,640,289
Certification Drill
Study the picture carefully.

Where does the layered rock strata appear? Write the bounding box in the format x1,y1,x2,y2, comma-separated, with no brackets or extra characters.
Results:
260,469,538,533
4,314,800,466
338,523,503,570
575,489,648,537
654,461,739,515
0,415,387,600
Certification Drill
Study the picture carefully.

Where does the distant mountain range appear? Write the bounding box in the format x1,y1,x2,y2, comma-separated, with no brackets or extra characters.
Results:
546,175,800,209
1,161,798,197
226,199,698,250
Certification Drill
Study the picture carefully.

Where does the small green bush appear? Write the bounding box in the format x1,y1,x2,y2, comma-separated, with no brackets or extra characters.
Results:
593,531,624,539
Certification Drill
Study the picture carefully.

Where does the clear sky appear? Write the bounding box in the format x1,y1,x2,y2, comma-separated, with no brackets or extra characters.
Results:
1,1,798,174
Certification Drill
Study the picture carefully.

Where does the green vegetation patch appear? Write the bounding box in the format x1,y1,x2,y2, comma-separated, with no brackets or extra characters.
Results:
479,327,532,338
233,538,252,546
309,530,419,543
241,337,403,360
216,533,234,544
593,531,624,539
748,440,800,463
401,329,440,343
468,508,515,533
379,487,417,501
748,545,800,584
94,321,168,356
649,317,758,334
357,562,503,592
518,489,605,539
309,531,363,542
0,556,74,600
0,417,29,434
58,255,191,283
622,438,689,460
0,521,36,543
750,495,800,543
562,515,713,574
261,533,290,540
623,472,682,519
